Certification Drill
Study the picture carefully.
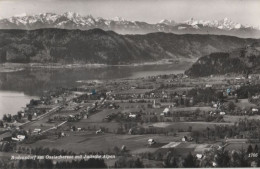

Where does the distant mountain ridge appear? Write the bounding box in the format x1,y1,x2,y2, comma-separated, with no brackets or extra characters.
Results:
0,28,260,64
0,12,260,38
185,43,260,77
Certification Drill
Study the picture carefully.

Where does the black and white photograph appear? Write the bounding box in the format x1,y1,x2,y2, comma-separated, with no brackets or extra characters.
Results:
0,0,260,168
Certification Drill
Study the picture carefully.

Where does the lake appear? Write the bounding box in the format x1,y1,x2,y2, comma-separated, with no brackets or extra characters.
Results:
0,62,191,117
0,91,37,117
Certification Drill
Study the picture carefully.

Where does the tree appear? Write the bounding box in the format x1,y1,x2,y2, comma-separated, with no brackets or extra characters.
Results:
230,151,240,167
28,114,33,121
163,151,178,168
17,160,24,169
191,131,201,143
227,101,235,111
17,111,22,120
206,127,210,140
240,148,249,167
254,145,259,153
183,152,197,168
0,120,3,127
235,97,238,103
188,126,192,132
215,149,230,167
216,91,224,101
155,152,163,161
248,92,252,102
114,157,144,168
43,159,53,168
247,145,253,154
113,146,120,155
25,159,33,168
2,142,11,152
2,114,7,122
134,158,144,168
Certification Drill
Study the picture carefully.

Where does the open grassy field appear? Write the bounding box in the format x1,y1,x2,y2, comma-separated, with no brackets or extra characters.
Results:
224,115,260,123
145,121,234,131
225,143,260,151
171,106,215,112
22,118,62,131
235,99,257,109
21,132,190,154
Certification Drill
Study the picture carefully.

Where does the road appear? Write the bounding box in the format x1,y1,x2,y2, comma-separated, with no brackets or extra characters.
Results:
41,121,67,133
19,94,79,128
37,95,106,134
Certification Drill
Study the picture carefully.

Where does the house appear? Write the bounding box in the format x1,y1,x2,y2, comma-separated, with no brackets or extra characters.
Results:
220,112,226,115
96,129,103,134
148,139,156,146
33,128,41,134
163,108,170,113
252,96,260,99
17,135,25,141
212,102,218,108
69,115,75,118
162,108,170,116
196,154,203,159
205,84,212,88
61,132,65,137
12,135,25,142
129,113,137,118
182,136,188,142
121,145,126,151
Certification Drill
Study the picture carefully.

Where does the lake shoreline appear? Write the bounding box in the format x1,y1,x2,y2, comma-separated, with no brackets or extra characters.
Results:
0,61,192,116
0,59,194,72
0,91,38,117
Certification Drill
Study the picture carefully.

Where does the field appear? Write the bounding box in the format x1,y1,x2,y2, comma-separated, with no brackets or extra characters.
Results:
224,115,260,123
235,99,256,109
144,121,234,131
22,132,183,154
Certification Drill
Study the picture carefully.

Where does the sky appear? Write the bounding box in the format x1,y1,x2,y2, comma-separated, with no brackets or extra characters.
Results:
0,0,259,26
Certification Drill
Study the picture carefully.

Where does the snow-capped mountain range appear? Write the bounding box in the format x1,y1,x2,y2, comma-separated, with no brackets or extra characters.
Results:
0,12,259,38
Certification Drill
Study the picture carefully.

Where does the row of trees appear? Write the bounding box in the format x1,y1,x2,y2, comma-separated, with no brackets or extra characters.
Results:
140,144,260,168
189,119,260,142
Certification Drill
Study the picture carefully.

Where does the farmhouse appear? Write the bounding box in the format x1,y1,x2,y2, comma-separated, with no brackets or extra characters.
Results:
220,112,226,115
129,113,137,118
12,135,25,142
205,84,212,88
148,138,156,146
33,128,42,134
161,108,170,116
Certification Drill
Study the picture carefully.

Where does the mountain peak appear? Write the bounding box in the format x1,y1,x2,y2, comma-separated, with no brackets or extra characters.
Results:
159,19,176,26
0,13,259,38
183,17,247,30
63,12,80,18
112,16,126,22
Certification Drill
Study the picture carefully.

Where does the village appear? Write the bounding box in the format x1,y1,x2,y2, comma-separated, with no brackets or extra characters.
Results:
1,72,260,167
